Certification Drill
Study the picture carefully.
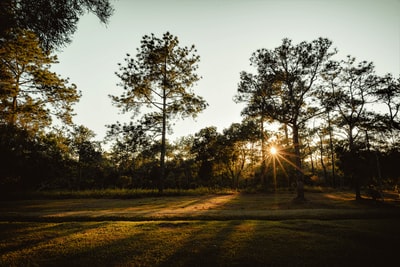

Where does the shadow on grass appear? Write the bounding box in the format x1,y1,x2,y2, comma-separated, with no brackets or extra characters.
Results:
2,219,400,267
0,222,112,266
3,191,400,266
32,222,224,267
1,191,400,223
158,221,241,267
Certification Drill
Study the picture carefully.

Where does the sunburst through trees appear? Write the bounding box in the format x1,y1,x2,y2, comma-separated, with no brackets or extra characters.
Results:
266,144,303,192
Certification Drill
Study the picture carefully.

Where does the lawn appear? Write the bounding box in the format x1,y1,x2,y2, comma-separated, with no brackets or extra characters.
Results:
1,191,400,266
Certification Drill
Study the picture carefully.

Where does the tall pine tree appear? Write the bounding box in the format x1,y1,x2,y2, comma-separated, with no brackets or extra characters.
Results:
110,32,207,192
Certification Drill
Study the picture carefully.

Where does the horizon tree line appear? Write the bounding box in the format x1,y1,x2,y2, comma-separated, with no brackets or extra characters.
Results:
0,0,399,199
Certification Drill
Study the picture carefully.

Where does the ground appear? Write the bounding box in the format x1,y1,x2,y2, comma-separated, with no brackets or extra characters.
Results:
1,191,400,266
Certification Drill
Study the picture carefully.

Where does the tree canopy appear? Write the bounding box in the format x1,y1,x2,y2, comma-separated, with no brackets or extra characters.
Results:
110,32,208,192
236,38,336,199
1,29,399,199
0,0,114,50
0,29,80,133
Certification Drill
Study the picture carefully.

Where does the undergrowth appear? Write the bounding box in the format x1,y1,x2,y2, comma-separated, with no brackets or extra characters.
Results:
3,187,236,200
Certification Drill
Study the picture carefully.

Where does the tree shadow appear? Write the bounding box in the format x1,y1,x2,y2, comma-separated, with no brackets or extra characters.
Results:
0,222,107,262
32,222,218,266
158,220,241,267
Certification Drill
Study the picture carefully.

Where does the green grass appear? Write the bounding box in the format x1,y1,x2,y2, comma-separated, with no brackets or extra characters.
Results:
1,191,399,222
1,191,400,266
1,219,399,266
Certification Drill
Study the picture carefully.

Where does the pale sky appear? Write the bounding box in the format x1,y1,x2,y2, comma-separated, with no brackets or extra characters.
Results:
51,0,400,144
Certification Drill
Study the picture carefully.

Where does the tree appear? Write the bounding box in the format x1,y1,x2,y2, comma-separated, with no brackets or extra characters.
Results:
0,124,76,191
111,32,208,192
236,38,335,200
325,56,378,199
317,89,340,187
0,29,80,133
0,0,114,50
191,127,220,186
169,136,197,189
374,74,400,144
218,120,259,189
70,125,102,189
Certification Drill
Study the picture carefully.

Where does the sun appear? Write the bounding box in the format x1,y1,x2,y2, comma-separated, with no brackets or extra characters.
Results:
270,146,277,155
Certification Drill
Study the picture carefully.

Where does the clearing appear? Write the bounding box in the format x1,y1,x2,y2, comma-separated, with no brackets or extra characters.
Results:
1,191,400,266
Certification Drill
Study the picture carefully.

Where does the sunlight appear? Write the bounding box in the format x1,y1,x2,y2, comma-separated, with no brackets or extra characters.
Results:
265,145,303,189
43,194,240,220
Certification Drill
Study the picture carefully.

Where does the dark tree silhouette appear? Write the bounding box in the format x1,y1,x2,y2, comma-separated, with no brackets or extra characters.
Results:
325,56,378,199
0,0,114,50
374,74,400,141
218,120,259,189
111,32,207,192
236,38,335,200
191,127,220,186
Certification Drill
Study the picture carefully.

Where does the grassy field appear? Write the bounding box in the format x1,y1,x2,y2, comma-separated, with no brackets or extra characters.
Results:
1,191,400,266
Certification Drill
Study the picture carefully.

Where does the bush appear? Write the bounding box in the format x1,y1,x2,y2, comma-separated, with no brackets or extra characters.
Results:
3,187,236,200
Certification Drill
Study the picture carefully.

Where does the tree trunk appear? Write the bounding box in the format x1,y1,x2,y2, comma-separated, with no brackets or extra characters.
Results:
11,96,17,124
327,113,336,187
292,123,304,200
260,117,266,187
283,123,289,145
160,108,166,193
272,156,277,192
307,143,315,175
349,126,361,200
159,67,167,193
318,134,327,184
11,78,19,124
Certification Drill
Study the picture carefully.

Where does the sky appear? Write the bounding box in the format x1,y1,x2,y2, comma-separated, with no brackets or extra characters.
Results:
51,0,400,145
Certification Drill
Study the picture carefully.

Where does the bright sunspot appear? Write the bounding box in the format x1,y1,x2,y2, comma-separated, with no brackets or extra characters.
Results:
270,146,277,155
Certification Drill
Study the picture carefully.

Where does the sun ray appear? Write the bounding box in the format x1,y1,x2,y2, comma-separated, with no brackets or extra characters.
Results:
264,144,305,189
275,156,289,178
275,153,303,173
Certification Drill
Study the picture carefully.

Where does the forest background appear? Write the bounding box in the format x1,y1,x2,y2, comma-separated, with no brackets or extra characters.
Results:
1,0,399,201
